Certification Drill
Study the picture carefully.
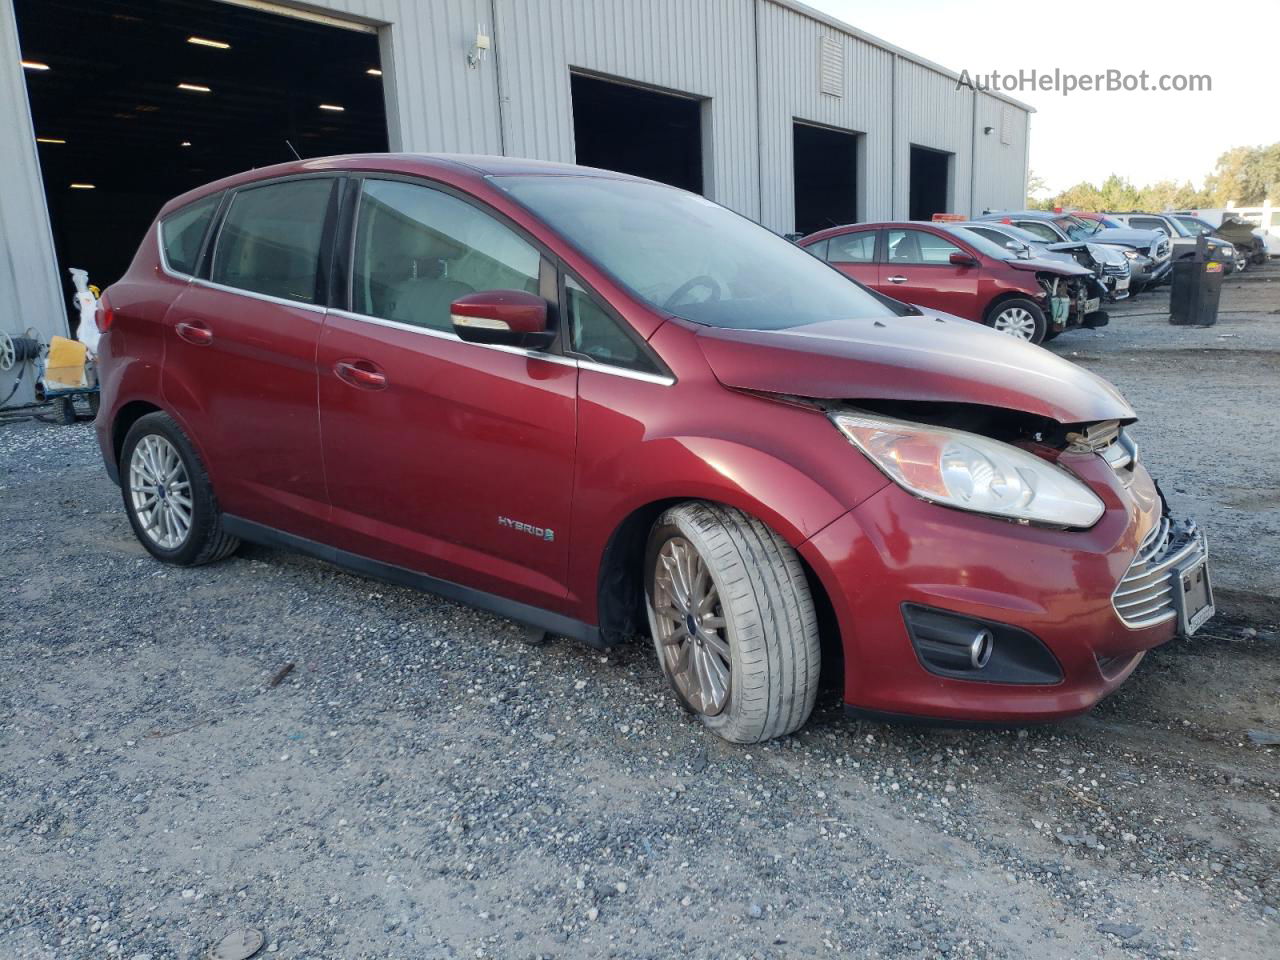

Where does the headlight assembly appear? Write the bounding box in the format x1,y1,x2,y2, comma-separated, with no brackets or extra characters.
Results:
831,411,1105,529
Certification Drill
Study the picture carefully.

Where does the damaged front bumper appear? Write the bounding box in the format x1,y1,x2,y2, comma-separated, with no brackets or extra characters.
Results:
800,453,1209,723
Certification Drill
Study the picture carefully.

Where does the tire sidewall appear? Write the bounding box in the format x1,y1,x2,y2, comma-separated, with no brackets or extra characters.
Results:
986,297,1047,345
643,515,745,735
119,412,215,565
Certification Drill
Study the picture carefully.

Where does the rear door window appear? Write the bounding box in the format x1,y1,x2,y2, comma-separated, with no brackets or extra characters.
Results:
211,178,335,304
1129,216,1168,234
352,178,541,332
828,231,878,263
160,194,221,276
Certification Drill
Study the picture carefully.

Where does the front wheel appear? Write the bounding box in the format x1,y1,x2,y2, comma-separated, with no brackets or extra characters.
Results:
644,502,820,743
985,298,1047,344
120,412,240,566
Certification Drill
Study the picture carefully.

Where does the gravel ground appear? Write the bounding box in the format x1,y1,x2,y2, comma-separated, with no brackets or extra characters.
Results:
1,266,1278,960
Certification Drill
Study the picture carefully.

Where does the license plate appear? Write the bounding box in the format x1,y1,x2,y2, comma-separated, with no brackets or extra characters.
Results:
1085,297,1101,313
1174,556,1214,636
1115,276,1130,291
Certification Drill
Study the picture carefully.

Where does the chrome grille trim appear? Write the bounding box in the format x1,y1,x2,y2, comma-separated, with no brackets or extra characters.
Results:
1111,518,1204,628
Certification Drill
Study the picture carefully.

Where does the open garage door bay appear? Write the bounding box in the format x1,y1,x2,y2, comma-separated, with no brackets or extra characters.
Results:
16,0,389,302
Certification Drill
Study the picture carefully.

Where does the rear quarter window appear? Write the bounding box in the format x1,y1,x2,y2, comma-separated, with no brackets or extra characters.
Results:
160,194,221,276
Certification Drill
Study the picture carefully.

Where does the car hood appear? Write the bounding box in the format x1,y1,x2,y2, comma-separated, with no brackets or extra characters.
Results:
1090,227,1162,248
695,313,1136,425
1004,255,1093,276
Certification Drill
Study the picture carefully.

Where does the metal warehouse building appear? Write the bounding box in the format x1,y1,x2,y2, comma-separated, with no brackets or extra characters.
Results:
0,0,1031,405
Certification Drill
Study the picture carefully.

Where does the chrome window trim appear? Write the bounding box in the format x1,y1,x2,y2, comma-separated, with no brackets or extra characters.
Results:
327,308,675,385
192,277,327,314
577,359,675,386
326,308,577,367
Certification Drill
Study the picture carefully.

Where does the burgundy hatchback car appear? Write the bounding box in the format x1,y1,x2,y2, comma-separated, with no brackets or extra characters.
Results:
799,221,1100,345
95,154,1213,742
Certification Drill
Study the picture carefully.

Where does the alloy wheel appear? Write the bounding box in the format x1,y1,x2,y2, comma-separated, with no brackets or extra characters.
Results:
992,306,1037,340
128,434,193,550
650,536,731,716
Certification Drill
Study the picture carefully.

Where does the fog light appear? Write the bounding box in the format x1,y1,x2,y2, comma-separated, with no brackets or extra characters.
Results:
902,604,1062,685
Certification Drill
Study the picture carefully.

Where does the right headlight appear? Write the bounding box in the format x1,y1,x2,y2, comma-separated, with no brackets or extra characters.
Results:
831,411,1105,529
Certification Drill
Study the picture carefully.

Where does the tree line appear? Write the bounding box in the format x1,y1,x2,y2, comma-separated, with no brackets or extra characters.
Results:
1029,142,1280,211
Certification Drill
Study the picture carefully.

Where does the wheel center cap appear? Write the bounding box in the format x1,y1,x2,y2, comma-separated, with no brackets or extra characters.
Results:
156,483,167,500
685,613,699,637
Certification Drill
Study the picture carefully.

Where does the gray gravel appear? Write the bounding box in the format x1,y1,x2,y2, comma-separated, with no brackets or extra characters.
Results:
1,265,1278,959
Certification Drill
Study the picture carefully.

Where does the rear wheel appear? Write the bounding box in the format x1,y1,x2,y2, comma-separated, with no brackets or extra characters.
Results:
120,412,239,566
986,298,1047,344
644,502,820,743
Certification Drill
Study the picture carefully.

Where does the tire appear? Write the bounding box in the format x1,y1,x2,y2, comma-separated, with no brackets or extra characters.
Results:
985,297,1047,345
119,411,239,566
54,397,77,425
644,502,820,743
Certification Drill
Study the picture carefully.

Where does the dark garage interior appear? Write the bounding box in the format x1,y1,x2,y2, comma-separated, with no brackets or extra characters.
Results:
908,144,952,221
570,72,704,194
792,121,858,235
16,0,388,312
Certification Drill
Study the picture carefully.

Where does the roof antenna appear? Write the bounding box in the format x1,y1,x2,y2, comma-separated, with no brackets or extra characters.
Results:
285,139,302,161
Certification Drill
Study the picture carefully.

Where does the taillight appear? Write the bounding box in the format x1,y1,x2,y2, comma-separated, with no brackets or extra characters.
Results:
96,293,114,333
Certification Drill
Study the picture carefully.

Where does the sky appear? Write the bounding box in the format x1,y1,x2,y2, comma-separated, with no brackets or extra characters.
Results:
806,0,1280,196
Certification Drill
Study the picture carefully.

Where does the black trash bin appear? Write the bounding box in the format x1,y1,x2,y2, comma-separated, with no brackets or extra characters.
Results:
1170,235,1224,326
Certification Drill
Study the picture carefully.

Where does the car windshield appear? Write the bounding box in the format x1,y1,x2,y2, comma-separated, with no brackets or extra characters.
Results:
1175,216,1211,235
1057,216,1099,241
496,175,896,329
1160,217,1192,237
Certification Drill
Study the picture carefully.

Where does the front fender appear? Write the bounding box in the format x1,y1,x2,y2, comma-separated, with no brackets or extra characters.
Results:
566,371,890,622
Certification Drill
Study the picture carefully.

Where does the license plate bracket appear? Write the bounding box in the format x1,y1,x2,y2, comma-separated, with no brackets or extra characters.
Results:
1173,555,1214,636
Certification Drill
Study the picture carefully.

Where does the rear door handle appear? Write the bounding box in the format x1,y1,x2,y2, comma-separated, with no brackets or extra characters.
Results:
887,275,908,284
334,359,387,390
175,320,213,345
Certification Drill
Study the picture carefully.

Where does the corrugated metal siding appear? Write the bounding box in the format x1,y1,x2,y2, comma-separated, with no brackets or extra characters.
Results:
893,57,973,217
0,0,1033,396
971,90,1028,214
0,0,64,402
309,0,502,154
491,0,760,217
755,0,894,230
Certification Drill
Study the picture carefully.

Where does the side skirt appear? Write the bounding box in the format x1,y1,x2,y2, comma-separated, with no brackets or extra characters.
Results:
221,515,608,649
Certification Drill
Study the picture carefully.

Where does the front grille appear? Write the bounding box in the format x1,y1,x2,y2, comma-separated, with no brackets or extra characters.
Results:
1154,238,1171,260
1103,263,1129,276
1112,518,1204,628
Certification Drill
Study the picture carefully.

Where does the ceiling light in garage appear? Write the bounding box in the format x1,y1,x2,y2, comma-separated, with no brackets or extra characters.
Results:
319,103,345,112
36,137,66,144
188,36,230,49
21,60,50,70
69,183,96,190
366,68,382,76
178,83,212,93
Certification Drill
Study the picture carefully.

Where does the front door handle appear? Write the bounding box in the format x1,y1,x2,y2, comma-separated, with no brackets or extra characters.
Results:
334,359,387,390
887,275,909,284
175,320,213,345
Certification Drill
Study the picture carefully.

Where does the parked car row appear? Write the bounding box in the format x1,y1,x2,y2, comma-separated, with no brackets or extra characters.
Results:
1081,212,1243,273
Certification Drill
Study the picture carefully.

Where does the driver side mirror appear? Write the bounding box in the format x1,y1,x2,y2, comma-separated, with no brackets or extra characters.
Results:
949,252,978,267
451,290,554,350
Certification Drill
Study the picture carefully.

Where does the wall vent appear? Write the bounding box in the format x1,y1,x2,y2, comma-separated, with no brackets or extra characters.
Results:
1000,106,1013,144
819,36,843,97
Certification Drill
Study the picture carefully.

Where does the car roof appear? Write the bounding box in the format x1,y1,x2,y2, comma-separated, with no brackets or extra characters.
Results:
978,210,1066,221
157,152,643,218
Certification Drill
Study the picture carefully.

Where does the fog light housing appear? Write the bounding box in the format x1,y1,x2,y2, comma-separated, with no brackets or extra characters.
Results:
902,604,1062,685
